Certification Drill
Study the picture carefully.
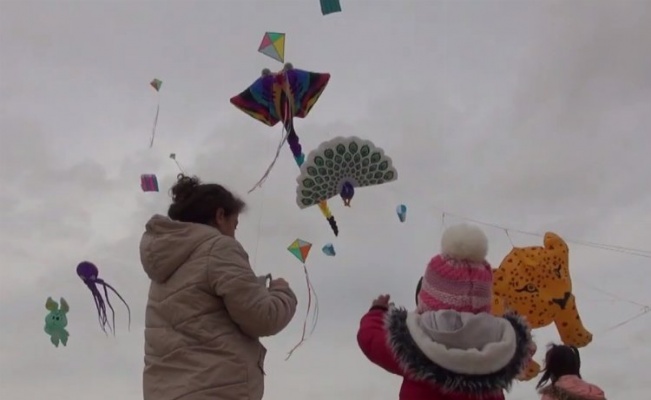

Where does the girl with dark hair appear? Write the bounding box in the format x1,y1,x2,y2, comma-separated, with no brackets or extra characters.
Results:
140,174,298,400
537,344,606,400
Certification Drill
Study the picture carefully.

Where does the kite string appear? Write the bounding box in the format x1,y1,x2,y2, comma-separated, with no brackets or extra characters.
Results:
248,80,298,193
247,128,289,194
149,102,160,148
578,278,651,336
598,306,651,335
251,130,278,267
573,283,650,336
285,263,317,361
172,158,185,174
308,272,320,335
439,211,651,258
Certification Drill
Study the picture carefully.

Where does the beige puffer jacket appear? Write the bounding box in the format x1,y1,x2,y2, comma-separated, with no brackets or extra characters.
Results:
140,215,297,400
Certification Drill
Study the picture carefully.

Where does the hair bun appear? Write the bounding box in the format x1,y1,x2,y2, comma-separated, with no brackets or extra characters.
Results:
171,174,200,203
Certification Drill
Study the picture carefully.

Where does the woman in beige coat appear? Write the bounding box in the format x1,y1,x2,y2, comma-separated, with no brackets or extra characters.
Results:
140,174,298,400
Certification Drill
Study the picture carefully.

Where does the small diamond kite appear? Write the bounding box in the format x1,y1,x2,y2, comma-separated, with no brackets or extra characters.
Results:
258,32,285,63
288,238,312,263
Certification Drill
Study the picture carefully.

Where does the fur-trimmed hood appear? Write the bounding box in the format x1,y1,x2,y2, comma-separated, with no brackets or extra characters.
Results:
385,308,531,395
539,376,606,400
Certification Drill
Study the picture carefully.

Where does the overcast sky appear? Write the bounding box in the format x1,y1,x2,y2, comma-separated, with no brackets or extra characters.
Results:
1,0,650,399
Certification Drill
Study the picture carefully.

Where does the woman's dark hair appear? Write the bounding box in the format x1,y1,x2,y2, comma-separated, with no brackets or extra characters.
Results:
167,174,246,225
415,277,423,306
536,343,581,389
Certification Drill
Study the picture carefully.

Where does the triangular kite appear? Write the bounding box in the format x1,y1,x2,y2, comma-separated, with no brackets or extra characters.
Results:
258,32,285,63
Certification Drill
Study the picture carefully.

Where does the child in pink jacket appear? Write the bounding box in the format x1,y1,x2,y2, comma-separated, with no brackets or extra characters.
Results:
537,344,606,400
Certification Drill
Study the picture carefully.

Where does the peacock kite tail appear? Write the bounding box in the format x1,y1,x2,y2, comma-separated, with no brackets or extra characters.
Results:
318,200,339,236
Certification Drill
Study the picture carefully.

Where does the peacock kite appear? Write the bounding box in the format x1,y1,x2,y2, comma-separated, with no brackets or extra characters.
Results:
295,136,398,212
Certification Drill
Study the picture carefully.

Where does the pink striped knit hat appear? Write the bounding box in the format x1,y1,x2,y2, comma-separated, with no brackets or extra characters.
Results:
417,223,493,314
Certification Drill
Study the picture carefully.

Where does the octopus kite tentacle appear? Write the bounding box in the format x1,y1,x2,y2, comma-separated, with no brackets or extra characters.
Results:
92,291,110,334
97,278,132,331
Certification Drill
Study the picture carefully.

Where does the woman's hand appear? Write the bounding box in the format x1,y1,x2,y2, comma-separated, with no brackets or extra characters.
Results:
269,277,289,289
257,274,272,287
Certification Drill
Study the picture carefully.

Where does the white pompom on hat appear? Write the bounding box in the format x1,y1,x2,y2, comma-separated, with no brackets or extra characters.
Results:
417,223,493,314
440,223,489,262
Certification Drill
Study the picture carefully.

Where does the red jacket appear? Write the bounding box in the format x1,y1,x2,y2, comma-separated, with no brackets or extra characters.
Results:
356,306,532,400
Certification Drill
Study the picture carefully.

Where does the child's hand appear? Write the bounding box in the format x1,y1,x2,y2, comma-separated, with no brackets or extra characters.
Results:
371,294,391,309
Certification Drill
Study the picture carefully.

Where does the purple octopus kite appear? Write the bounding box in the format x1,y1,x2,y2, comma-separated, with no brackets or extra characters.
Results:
76,261,131,334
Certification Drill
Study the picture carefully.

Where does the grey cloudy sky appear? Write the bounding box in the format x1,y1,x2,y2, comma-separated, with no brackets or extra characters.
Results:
1,0,650,399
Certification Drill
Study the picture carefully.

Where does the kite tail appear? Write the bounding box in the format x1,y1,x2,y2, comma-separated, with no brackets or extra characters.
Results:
318,200,339,236
247,96,298,193
281,96,304,166
97,280,131,331
247,128,290,193
320,0,342,15
307,272,319,335
149,103,160,148
286,127,305,166
285,264,318,361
